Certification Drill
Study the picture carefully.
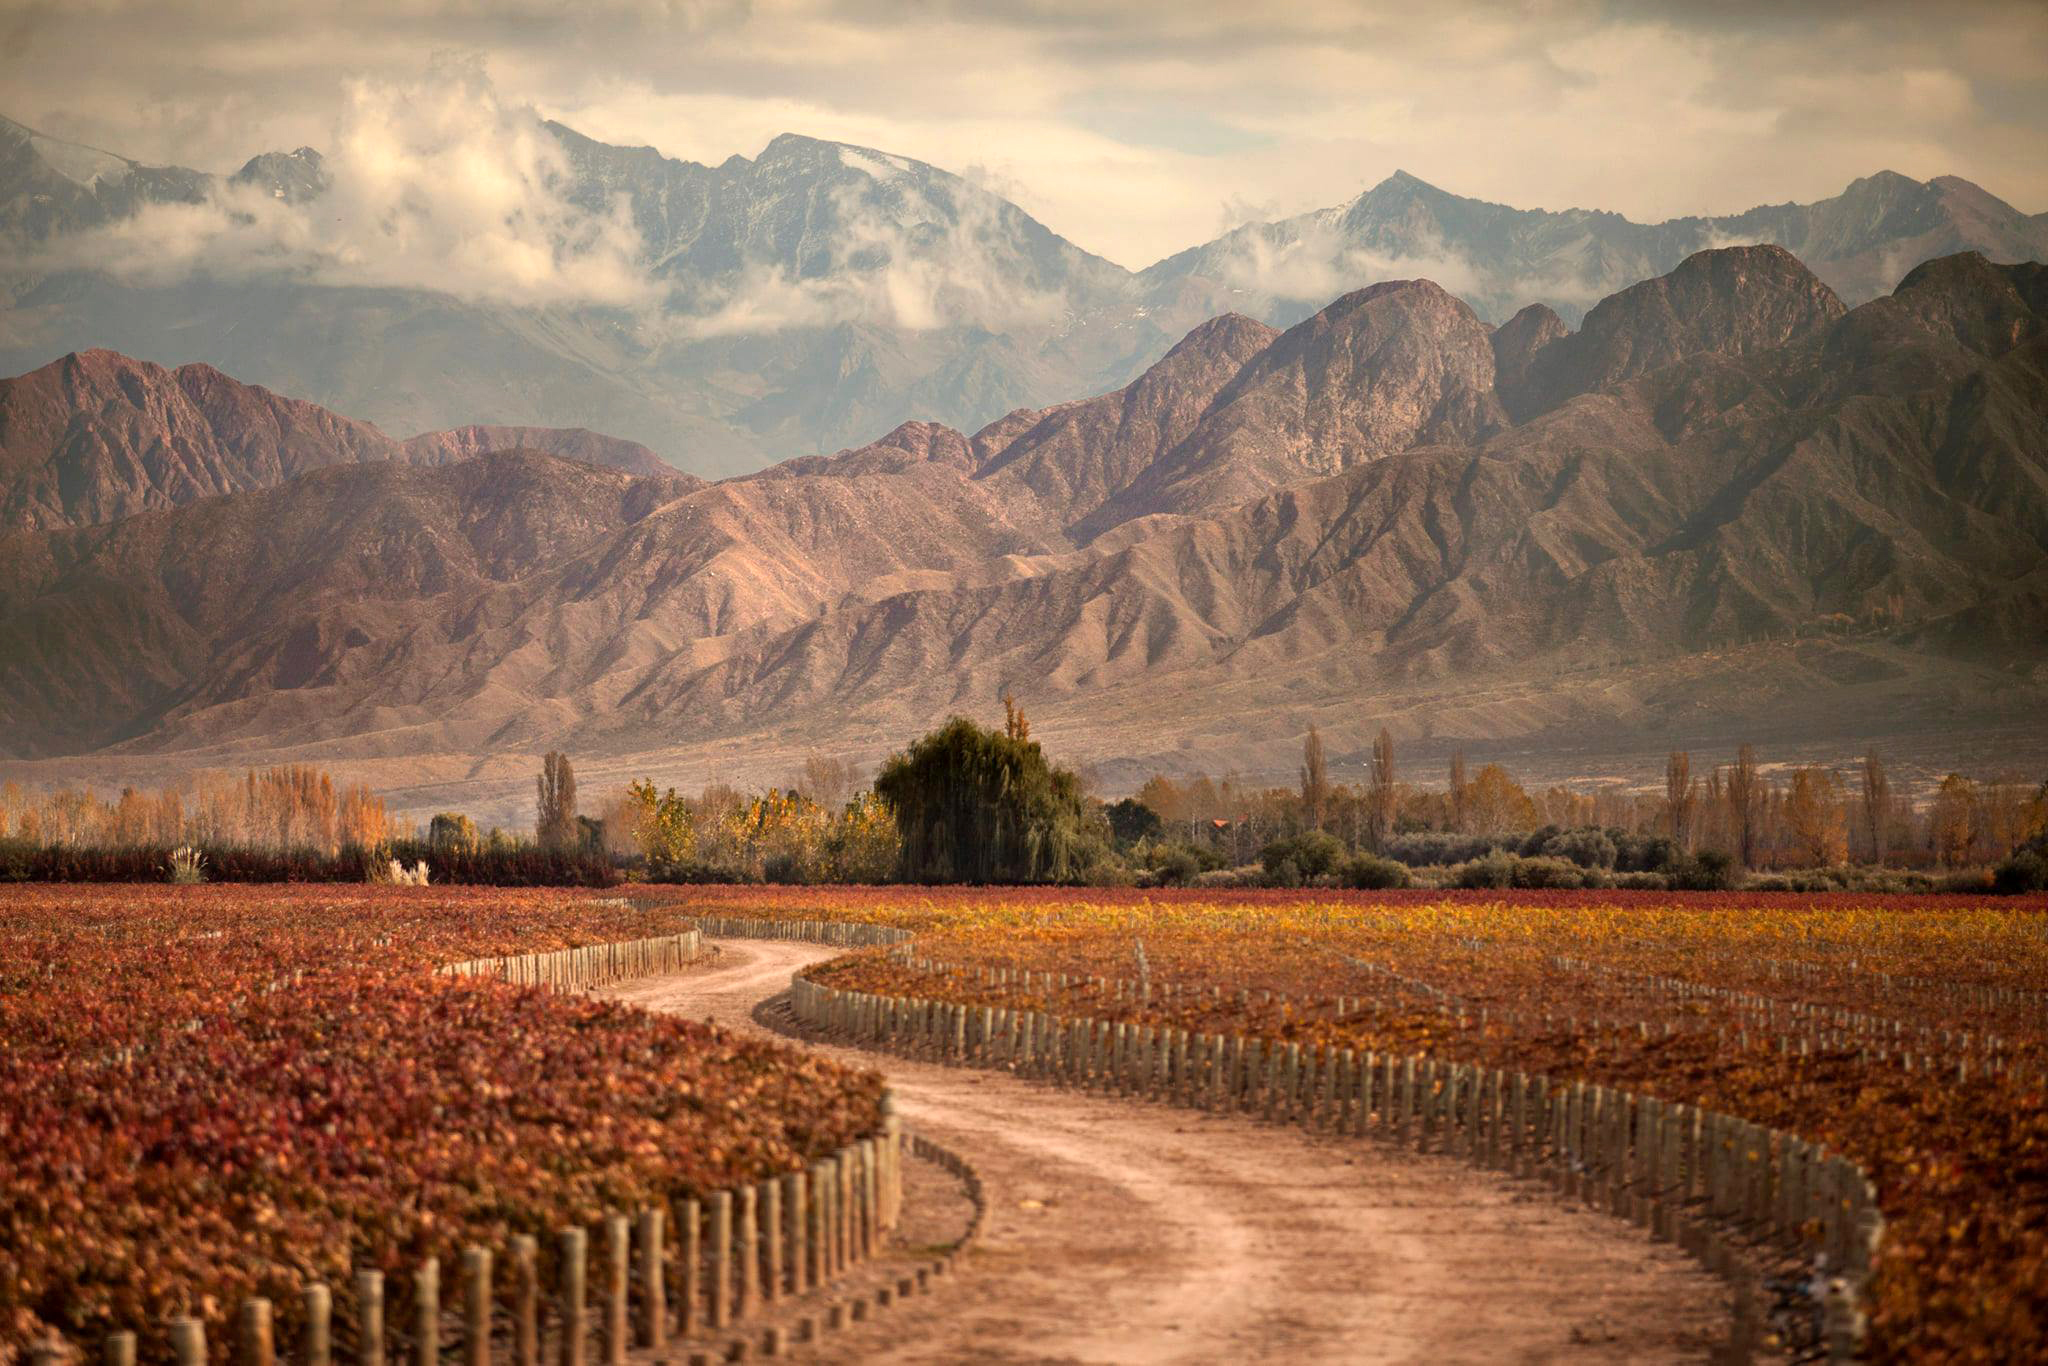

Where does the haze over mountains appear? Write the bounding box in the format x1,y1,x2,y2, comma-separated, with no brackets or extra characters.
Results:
5,110,2046,480
3,245,2043,817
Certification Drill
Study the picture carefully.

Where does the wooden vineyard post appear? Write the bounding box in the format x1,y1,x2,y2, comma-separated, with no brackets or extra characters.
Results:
357,1269,385,1366
736,1186,759,1321
240,1298,275,1366
303,1284,332,1366
678,1201,701,1338
603,1214,629,1366
860,1140,879,1258
762,1180,784,1306
415,1258,440,1366
708,1191,732,1330
843,1147,858,1266
104,1332,137,1366
786,1173,809,1296
557,1228,587,1366
170,1319,207,1366
511,1236,539,1366
462,1247,493,1366
636,1209,665,1351
811,1160,832,1285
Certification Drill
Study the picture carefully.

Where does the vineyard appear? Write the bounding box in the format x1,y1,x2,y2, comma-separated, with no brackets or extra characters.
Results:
635,884,2048,1360
0,886,885,1363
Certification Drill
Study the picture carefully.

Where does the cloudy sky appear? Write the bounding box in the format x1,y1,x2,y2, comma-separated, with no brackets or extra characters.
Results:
3,0,2045,270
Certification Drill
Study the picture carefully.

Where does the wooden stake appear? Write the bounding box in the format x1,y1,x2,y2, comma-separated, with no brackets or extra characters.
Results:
302,1285,332,1366
462,1248,492,1366
240,1298,275,1366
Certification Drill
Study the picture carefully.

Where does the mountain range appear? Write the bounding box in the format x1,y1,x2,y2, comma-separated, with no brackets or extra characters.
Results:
3,245,2043,818
4,110,2045,480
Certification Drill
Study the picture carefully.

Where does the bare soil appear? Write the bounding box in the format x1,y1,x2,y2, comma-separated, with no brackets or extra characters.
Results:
606,940,1729,1364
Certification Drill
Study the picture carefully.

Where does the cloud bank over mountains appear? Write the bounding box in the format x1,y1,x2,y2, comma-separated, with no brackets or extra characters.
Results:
4,53,2045,480
4,0,2044,271
32,67,652,311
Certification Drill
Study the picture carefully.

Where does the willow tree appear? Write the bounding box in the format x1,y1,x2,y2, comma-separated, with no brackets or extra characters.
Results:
875,713,1102,883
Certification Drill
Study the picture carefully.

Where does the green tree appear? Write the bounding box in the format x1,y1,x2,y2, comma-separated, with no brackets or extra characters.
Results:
875,712,1104,883
427,811,479,853
1106,797,1163,847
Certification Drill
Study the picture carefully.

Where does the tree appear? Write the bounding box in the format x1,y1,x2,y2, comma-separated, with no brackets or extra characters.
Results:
1931,774,1980,868
1785,766,1847,866
1665,751,1696,851
625,779,693,864
793,754,861,812
1367,728,1397,851
1448,750,1469,834
1861,750,1891,865
1106,797,1163,846
1726,745,1761,869
1299,725,1330,832
427,812,480,853
1464,763,1538,837
875,711,1103,883
825,791,901,882
536,751,578,850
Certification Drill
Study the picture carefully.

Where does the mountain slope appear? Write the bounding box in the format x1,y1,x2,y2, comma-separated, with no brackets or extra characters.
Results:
0,349,687,532
1143,168,2048,329
2,251,2042,801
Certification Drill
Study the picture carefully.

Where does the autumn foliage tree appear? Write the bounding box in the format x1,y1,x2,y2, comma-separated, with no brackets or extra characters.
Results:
1785,766,1848,865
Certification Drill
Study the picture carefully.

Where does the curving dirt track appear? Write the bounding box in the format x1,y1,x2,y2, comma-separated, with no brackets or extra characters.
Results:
606,940,1728,1364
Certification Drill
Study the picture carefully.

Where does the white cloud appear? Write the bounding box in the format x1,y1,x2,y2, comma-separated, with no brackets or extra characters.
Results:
32,63,654,311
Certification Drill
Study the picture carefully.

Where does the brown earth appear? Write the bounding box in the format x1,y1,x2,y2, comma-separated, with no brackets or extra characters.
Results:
604,940,1729,1364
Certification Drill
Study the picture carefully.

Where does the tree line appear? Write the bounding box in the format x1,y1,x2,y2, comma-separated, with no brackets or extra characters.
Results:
5,716,2044,890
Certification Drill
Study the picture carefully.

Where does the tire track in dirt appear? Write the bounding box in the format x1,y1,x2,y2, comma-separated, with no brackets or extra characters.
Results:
606,939,1728,1364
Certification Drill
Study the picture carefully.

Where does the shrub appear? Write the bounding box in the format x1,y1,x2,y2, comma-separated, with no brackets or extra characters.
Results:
1610,870,1671,890
1993,836,2048,895
1192,865,1262,889
1452,854,1514,889
1261,831,1345,880
164,846,207,884
1265,857,1304,889
1670,849,1740,891
0,840,618,886
1337,851,1410,889
1508,856,1588,889
1387,832,1505,867
1153,847,1202,887
1612,832,1684,873
1540,827,1618,870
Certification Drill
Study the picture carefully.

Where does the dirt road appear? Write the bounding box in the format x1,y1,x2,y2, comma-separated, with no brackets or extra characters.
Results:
607,940,1727,1364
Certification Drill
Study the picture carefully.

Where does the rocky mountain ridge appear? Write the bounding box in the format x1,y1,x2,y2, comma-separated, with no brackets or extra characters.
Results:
3,111,2042,479
0,348,677,532
2,247,2041,809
